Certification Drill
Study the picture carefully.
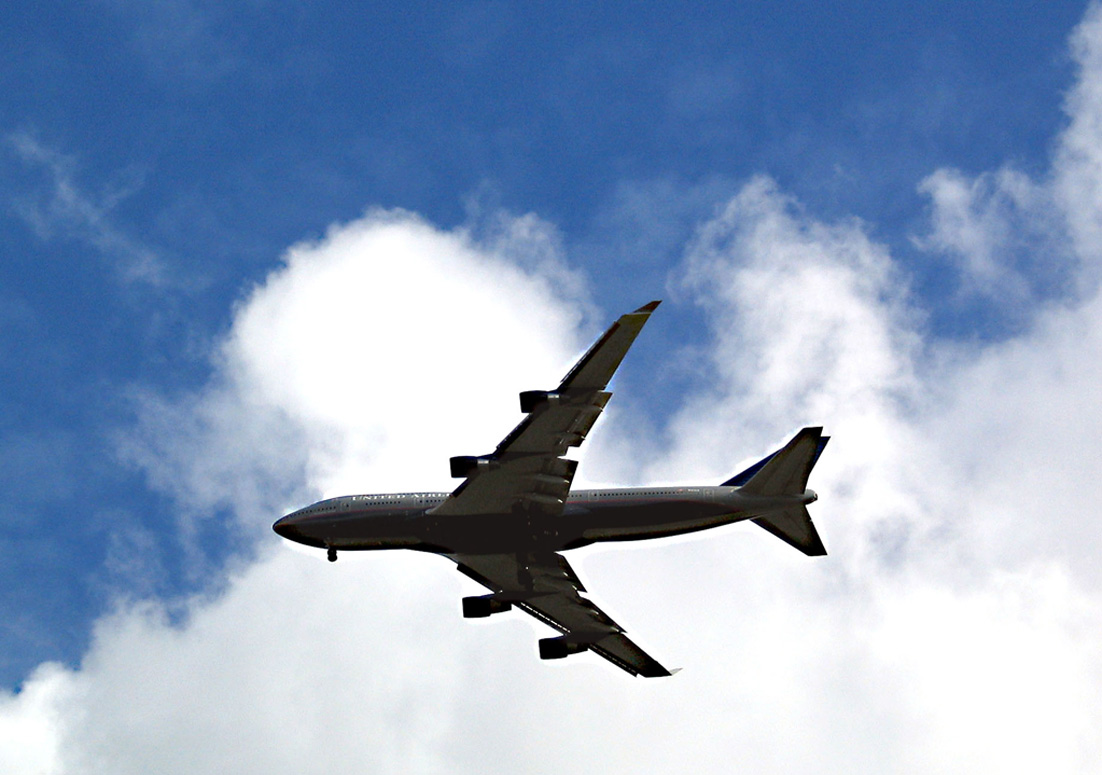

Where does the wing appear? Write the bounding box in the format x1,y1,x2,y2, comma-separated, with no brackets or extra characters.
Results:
452,551,675,678
431,301,661,518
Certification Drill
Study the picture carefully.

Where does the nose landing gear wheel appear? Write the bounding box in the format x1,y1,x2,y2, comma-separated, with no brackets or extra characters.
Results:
327,546,337,562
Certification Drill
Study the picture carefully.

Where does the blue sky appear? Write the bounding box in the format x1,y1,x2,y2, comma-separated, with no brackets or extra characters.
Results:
3,2,1102,772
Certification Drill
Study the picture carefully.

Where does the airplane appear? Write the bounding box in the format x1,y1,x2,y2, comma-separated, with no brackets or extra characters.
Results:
273,301,829,677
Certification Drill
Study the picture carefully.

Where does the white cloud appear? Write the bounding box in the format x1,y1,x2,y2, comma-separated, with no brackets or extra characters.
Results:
121,208,586,529
6,4,1102,773
1057,0,1102,278
916,166,1058,302
929,292,1102,586
916,1,1102,307
663,167,1102,769
0,663,67,775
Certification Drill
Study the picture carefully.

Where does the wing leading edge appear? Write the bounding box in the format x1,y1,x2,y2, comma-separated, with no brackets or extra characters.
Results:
452,551,675,678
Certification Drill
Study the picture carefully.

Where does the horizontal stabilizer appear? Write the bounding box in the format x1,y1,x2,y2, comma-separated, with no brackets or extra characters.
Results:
752,506,827,556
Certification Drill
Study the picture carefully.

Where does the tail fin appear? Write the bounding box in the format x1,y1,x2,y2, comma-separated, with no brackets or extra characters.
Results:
723,427,830,556
724,427,828,496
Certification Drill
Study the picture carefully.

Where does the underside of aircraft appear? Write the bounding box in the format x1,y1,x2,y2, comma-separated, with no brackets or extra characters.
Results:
273,301,829,677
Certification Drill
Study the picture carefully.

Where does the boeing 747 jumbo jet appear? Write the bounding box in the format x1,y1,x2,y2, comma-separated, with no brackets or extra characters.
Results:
273,301,828,677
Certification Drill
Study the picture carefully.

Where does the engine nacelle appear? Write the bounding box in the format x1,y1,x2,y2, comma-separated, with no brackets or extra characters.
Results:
462,595,513,618
519,390,562,414
538,636,589,660
449,455,495,479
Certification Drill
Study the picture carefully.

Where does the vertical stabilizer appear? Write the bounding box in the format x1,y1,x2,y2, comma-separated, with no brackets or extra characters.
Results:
723,428,830,557
731,427,827,497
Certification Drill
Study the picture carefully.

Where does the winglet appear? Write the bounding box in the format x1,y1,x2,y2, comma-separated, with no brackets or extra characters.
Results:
556,301,662,392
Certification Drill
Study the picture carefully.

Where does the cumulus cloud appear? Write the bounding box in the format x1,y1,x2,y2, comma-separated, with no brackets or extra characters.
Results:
664,173,1102,771
122,209,586,525
916,1,1102,309
5,5,1102,774
917,166,1061,303
673,177,935,572
1057,0,1102,276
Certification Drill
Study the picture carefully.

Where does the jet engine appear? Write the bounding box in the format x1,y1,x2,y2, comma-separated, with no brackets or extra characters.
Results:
519,390,562,413
538,636,589,660
449,455,496,479
462,595,513,618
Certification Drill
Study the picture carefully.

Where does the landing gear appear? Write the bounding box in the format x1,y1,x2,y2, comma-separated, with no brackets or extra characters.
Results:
327,546,337,562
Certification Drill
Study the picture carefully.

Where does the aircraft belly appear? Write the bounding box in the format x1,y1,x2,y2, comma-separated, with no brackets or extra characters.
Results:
420,512,587,554
300,511,429,550
577,501,744,543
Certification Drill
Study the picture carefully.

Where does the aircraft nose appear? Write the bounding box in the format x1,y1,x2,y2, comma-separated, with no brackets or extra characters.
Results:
273,514,299,539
